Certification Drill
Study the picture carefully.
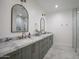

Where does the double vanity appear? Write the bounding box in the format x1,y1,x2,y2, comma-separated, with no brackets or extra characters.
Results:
0,33,53,59
0,4,53,59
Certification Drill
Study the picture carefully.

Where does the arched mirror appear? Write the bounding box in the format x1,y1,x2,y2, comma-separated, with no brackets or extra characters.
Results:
40,14,45,34
11,4,29,32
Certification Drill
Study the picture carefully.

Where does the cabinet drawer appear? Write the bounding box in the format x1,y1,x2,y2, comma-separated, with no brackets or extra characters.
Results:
40,38,49,50
4,50,20,59
21,45,32,59
31,42,40,59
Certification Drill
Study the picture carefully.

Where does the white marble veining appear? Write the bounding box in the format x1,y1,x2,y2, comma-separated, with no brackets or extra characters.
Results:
0,33,52,57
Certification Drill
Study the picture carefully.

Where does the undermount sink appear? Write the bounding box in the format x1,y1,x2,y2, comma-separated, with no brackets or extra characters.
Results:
0,42,17,50
34,32,51,37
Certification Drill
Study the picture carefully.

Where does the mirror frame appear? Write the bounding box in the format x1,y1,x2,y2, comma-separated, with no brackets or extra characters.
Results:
11,4,29,33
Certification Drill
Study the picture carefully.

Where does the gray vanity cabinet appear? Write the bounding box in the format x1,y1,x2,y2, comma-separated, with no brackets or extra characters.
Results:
31,42,40,59
21,45,32,59
0,34,53,59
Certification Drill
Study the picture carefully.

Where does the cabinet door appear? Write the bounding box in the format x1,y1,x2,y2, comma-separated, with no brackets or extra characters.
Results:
8,54,17,59
31,42,40,59
21,45,32,59
49,35,53,48
50,35,53,46
18,49,22,59
40,39,45,51
5,50,20,59
40,38,49,59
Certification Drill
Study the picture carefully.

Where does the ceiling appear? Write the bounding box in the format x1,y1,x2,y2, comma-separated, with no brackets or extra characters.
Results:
35,0,79,13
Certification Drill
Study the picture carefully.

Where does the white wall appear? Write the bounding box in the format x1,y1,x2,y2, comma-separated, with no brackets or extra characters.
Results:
0,0,42,38
46,10,72,47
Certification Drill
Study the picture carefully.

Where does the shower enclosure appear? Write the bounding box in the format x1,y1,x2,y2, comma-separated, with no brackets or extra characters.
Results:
72,8,79,53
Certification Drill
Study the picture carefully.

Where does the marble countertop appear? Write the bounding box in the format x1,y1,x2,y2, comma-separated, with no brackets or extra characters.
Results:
0,33,53,57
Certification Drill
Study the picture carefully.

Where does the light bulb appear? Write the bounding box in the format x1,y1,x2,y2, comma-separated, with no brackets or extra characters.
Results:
55,5,58,8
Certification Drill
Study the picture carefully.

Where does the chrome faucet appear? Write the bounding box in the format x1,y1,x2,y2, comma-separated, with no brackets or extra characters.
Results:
22,32,26,39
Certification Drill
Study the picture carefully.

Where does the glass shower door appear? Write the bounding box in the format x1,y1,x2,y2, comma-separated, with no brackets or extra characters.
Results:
72,8,77,52
72,8,79,53
77,9,79,53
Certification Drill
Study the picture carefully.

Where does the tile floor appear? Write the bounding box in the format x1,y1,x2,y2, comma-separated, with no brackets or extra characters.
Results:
43,43,79,59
